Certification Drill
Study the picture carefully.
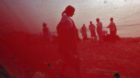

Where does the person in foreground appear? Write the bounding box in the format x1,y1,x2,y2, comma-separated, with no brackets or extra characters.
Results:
57,5,80,78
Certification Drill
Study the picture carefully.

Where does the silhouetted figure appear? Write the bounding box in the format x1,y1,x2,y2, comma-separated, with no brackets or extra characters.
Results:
0,65,10,78
57,5,80,78
107,17,120,42
107,17,117,37
81,24,88,40
89,21,97,40
42,22,50,42
114,72,120,78
96,18,103,41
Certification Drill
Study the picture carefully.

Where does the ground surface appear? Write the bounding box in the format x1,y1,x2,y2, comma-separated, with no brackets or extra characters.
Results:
0,33,140,78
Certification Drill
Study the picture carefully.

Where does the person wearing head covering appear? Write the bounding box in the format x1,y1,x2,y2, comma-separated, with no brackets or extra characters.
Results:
57,5,80,78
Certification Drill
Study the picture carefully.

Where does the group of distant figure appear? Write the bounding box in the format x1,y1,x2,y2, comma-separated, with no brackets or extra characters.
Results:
42,15,119,43
40,5,120,78
42,17,119,43
80,17,119,42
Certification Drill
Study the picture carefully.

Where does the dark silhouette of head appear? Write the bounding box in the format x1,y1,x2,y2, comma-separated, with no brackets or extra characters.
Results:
90,21,92,24
110,17,114,21
96,18,100,22
43,22,47,28
83,24,86,26
63,5,75,17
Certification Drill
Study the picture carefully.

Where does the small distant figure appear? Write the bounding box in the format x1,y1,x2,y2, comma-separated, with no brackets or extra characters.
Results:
42,22,50,41
114,72,120,78
107,17,120,41
107,17,117,37
81,24,88,40
96,18,103,41
89,21,97,40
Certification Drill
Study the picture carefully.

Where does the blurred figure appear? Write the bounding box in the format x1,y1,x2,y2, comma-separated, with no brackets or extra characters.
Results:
56,5,80,78
107,17,117,37
42,22,50,42
107,17,120,42
96,18,103,41
80,24,88,40
89,21,97,40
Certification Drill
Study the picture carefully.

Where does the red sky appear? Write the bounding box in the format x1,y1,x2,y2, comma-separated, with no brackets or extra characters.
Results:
0,0,140,37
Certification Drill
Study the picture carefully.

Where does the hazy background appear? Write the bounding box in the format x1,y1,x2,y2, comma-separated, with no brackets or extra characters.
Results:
0,0,140,37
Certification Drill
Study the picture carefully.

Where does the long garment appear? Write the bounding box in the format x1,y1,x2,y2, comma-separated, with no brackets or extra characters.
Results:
57,13,80,78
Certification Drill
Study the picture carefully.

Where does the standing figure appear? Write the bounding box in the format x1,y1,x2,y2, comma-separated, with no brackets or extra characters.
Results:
42,22,50,41
89,21,97,40
80,24,88,40
96,18,103,41
107,17,119,41
56,5,80,78
107,17,117,37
